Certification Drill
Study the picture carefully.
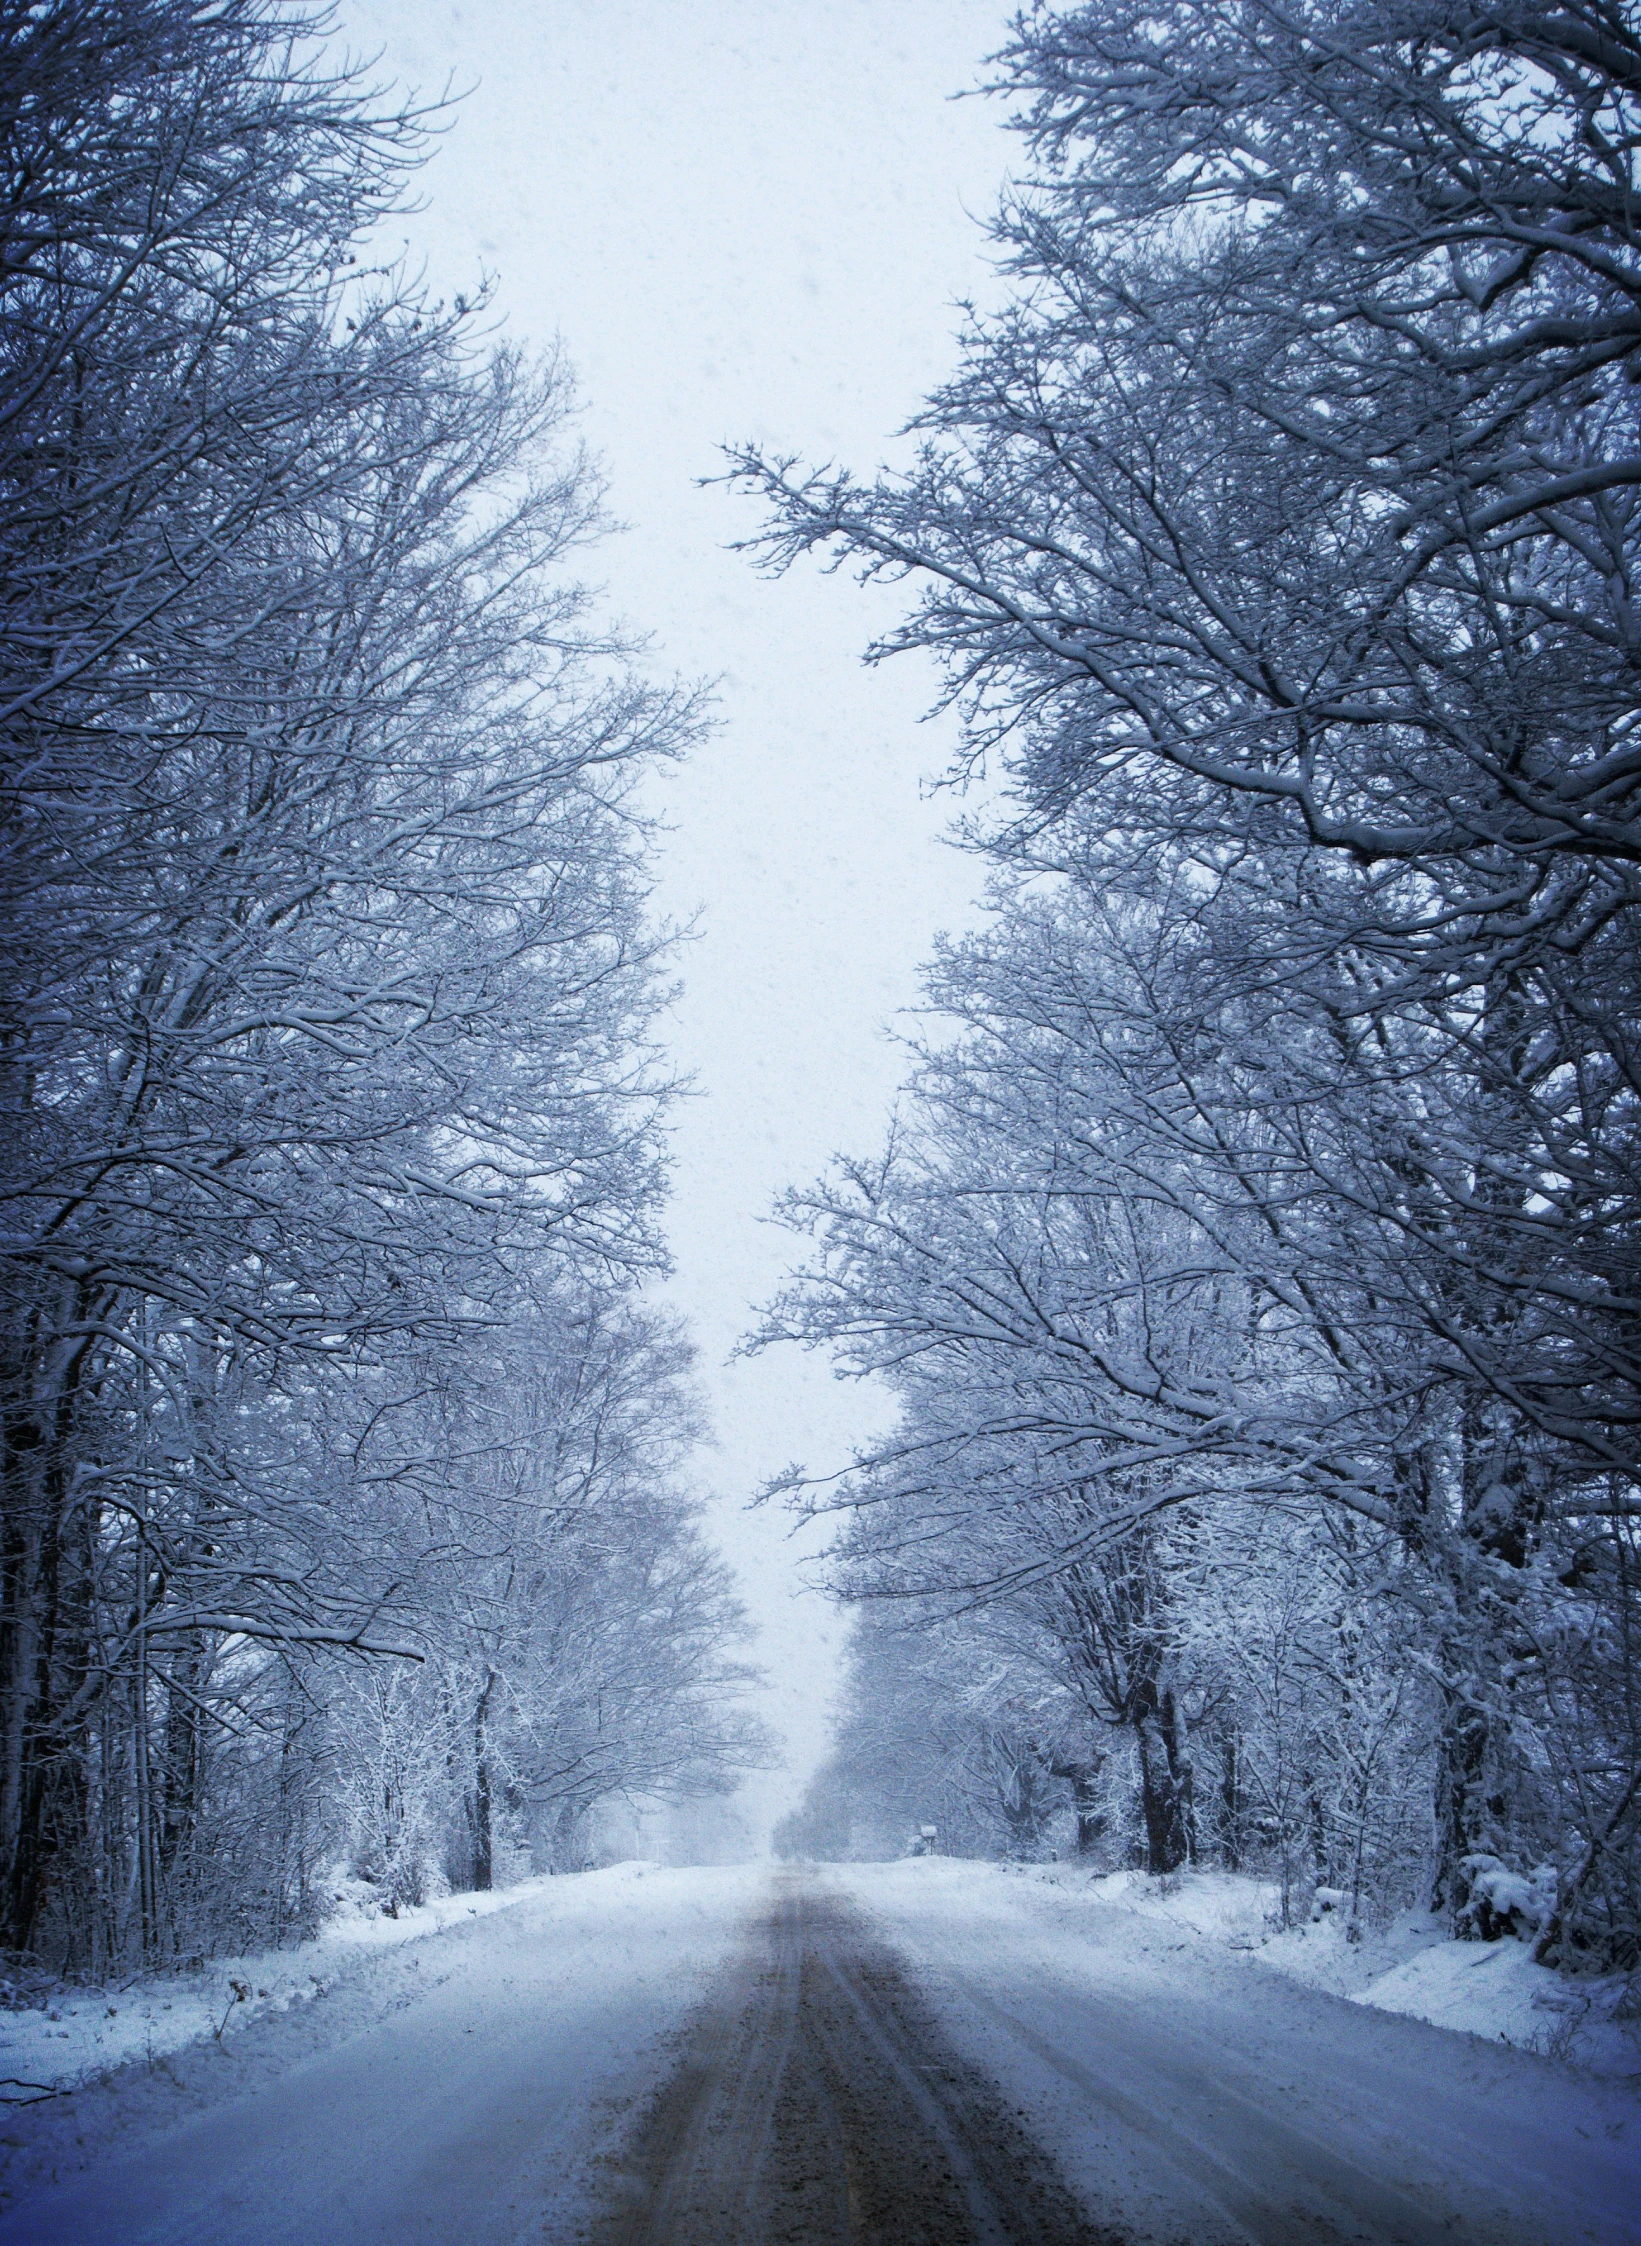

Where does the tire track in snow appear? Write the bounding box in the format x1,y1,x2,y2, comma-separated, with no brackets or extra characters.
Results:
591,1874,1116,2246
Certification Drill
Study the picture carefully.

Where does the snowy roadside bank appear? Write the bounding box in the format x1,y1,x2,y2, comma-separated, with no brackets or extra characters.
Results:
899,1858,1641,2078
0,1860,663,2101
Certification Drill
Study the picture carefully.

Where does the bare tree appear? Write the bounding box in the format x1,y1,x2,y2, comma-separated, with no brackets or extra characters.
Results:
753,861,1638,1950
736,0,1641,1966
1,2,714,1968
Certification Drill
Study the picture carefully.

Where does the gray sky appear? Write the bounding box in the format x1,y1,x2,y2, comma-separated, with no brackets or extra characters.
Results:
341,0,1014,1835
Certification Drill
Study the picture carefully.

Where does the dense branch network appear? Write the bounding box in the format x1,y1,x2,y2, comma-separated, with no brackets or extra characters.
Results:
0,0,766,1969
753,3,1641,1972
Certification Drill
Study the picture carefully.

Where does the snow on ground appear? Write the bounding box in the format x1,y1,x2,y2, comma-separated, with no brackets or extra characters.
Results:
0,1860,764,2243
994,1858,1639,2076
1,1858,1636,2246
839,1857,1641,2246
18,1852,1613,2107
0,1865,659,2101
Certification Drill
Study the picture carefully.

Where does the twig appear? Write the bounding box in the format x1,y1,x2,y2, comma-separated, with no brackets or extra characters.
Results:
213,1978,250,2042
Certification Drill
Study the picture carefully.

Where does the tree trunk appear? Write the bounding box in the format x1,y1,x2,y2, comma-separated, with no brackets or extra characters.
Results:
1432,1677,1492,1930
4,1439,67,1957
158,1637,207,1924
1049,1755,1106,1857
994,1732,1049,1856
552,1799,587,1874
471,1672,496,1892
1134,1685,1192,1875
1219,1729,1245,1872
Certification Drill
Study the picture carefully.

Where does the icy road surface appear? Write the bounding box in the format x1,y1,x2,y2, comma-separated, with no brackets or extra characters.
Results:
0,1859,1635,2246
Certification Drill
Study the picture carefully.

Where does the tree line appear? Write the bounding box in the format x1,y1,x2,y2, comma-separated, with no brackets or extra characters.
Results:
0,0,763,1973
752,0,1641,1972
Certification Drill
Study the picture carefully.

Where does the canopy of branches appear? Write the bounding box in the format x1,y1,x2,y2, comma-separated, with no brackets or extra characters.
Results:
744,1,1641,1973
0,0,763,1971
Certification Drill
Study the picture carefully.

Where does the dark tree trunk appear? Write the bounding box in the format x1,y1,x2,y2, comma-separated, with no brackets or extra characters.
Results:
471,1672,496,1892
159,1639,205,1891
272,1683,307,1945
1432,1679,1492,1929
6,1449,63,1955
1,1310,97,1959
1,1403,50,1952
1134,1682,1192,1875
1219,1730,1245,1872
1050,1756,1106,1857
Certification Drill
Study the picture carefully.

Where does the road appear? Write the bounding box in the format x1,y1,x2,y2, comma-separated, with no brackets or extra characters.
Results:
594,1880,1107,2246
0,1861,1635,2246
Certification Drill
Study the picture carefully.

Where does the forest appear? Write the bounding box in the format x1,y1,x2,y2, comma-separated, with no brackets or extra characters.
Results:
6,0,1641,1996
0,0,765,1972
756,0,1641,1974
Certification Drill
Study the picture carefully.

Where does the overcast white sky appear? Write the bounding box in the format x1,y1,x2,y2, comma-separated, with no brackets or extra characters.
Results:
341,0,1015,1837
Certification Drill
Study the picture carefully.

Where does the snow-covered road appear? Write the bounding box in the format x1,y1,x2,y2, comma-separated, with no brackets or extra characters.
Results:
0,1860,1635,2245
845,1859,1641,2245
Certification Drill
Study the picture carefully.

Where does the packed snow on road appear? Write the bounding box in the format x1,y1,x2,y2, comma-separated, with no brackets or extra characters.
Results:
0,1858,1634,2245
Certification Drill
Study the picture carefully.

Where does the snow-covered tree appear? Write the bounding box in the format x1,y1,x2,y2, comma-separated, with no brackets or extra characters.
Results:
740,0,1641,1968
756,865,1637,1949
0,1,735,1969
